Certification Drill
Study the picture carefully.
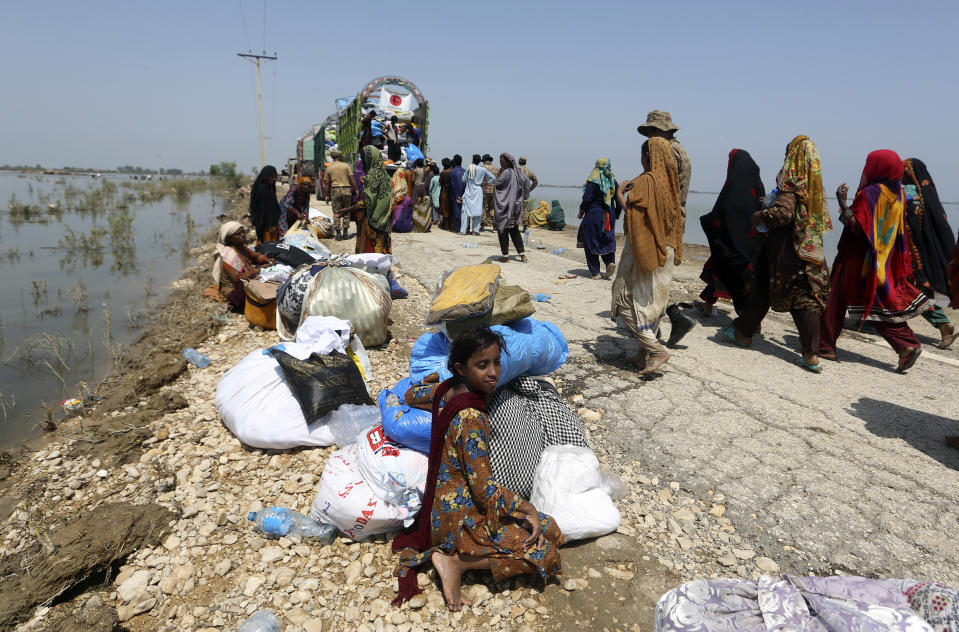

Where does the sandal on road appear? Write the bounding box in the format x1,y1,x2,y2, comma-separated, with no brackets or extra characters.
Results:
795,358,823,373
896,347,922,373
719,326,750,348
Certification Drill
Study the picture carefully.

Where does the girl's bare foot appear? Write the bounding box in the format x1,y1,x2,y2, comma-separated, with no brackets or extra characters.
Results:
430,552,474,612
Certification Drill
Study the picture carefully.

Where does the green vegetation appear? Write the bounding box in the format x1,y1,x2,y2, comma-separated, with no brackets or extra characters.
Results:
209,161,243,188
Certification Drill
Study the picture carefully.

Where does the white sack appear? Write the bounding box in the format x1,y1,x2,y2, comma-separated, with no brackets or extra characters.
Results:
215,350,335,449
310,445,407,540
354,424,428,524
530,445,620,541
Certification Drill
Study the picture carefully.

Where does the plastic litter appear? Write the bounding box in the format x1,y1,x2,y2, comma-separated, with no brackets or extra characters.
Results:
326,403,380,447
238,609,282,632
61,398,83,412
524,228,530,245
530,445,621,541
599,466,628,501
535,293,551,302
551,247,566,255
355,424,428,517
248,507,338,543
460,242,478,248
182,348,210,368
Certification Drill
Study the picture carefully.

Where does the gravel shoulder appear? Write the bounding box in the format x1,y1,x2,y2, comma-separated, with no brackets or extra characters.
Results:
2,214,957,632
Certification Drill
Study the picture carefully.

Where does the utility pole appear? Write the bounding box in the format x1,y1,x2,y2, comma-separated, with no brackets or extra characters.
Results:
237,51,277,169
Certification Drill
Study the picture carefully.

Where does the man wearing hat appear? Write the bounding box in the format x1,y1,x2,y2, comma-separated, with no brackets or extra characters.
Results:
637,110,695,347
323,150,356,241
518,156,538,228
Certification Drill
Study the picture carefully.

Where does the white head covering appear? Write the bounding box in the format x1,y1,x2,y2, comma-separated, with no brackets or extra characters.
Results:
213,221,246,283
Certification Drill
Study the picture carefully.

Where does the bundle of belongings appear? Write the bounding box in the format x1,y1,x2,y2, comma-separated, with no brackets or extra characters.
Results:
655,575,959,632
215,316,377,450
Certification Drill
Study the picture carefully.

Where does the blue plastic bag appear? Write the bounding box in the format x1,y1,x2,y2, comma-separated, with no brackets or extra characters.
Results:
408,317,569,387
378,378,431,453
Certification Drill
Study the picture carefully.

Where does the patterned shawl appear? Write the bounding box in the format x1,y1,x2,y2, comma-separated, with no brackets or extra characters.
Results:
776,136,832,264
361,145,392,233
585,158,617,207
850,149,910,320
624,137,683,272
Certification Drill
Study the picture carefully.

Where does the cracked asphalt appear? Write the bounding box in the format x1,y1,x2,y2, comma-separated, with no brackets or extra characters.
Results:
391,225,959,585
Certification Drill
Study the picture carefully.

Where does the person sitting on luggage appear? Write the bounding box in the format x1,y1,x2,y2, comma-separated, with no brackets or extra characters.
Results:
211,221,273,311
392,328,564,612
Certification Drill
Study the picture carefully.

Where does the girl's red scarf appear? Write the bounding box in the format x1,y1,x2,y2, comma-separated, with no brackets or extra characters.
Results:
391,379,486,605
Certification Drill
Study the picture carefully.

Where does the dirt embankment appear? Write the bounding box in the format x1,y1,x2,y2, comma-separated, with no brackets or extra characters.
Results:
0,184,249,629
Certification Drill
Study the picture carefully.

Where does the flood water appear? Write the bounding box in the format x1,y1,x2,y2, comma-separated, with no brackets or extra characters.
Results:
0,171,228,447
538,187,959,263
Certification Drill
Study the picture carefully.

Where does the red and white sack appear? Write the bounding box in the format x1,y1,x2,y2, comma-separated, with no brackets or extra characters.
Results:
310,445,405,540
355,424,428,518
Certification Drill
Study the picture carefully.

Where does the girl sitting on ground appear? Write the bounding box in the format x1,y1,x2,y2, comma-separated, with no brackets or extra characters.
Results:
392,328,564,611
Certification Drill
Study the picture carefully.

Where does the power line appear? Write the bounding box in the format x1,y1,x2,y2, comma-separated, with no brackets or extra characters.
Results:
237,0,251,50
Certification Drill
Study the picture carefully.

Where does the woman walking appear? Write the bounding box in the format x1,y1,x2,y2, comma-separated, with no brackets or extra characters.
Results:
249,165,281,244
392,328,564,611
611,137,684,374
697,149,764,316
820,150,930,372
902,158,957,349
354,145,393,254
723,135,832,373
493,153,531,262
577,158,621,279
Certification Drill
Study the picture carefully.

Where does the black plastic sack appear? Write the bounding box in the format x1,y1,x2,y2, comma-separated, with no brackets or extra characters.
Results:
256,241,316,268
270,349,373,421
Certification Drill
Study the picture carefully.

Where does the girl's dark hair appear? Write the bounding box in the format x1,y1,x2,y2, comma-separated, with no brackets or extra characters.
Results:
447,327,505,382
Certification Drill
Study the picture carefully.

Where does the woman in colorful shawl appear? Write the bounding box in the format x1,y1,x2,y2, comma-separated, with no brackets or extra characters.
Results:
696,149,765,316
493,153,531,262
820,150,930,372
723,136,832,373
577,158,621,279
277,176,312,237
902,158,958,349
249,165,281,243
211,221,272,311
392,328,564,612
611,137,684,375
354,145,393,254
390,166,414,233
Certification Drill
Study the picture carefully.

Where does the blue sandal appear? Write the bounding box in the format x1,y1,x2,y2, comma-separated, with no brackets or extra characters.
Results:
719,326,750,348
795,358,823,373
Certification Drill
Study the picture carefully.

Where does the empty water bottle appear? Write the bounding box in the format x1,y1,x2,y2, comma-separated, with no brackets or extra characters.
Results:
182,348,210,368
460,242,478,248
524,228,530,245
248,507,338,542
551,247,566,255
326,403,379,446
238,610,282,632
535,293,551,302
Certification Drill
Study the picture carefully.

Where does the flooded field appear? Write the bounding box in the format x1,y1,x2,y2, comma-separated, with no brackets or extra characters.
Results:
0,171,229,446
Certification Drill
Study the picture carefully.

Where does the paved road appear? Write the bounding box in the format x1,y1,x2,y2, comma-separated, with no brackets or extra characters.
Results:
391,226,959,583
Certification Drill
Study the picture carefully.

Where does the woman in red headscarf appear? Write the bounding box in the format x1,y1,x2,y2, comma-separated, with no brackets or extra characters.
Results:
820,150,931,372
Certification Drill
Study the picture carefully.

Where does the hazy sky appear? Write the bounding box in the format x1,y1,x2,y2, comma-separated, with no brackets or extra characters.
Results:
3,0,958,200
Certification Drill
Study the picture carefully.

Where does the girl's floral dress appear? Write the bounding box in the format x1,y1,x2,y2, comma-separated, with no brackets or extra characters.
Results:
396,405,564,583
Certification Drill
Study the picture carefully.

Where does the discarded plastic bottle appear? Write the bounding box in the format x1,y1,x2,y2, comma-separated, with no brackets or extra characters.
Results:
535,293,551,302
524,228,530,245
182,348,210,368
551,247,566,255
248,507,338,543
460,242,478,248
238,610,282,632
